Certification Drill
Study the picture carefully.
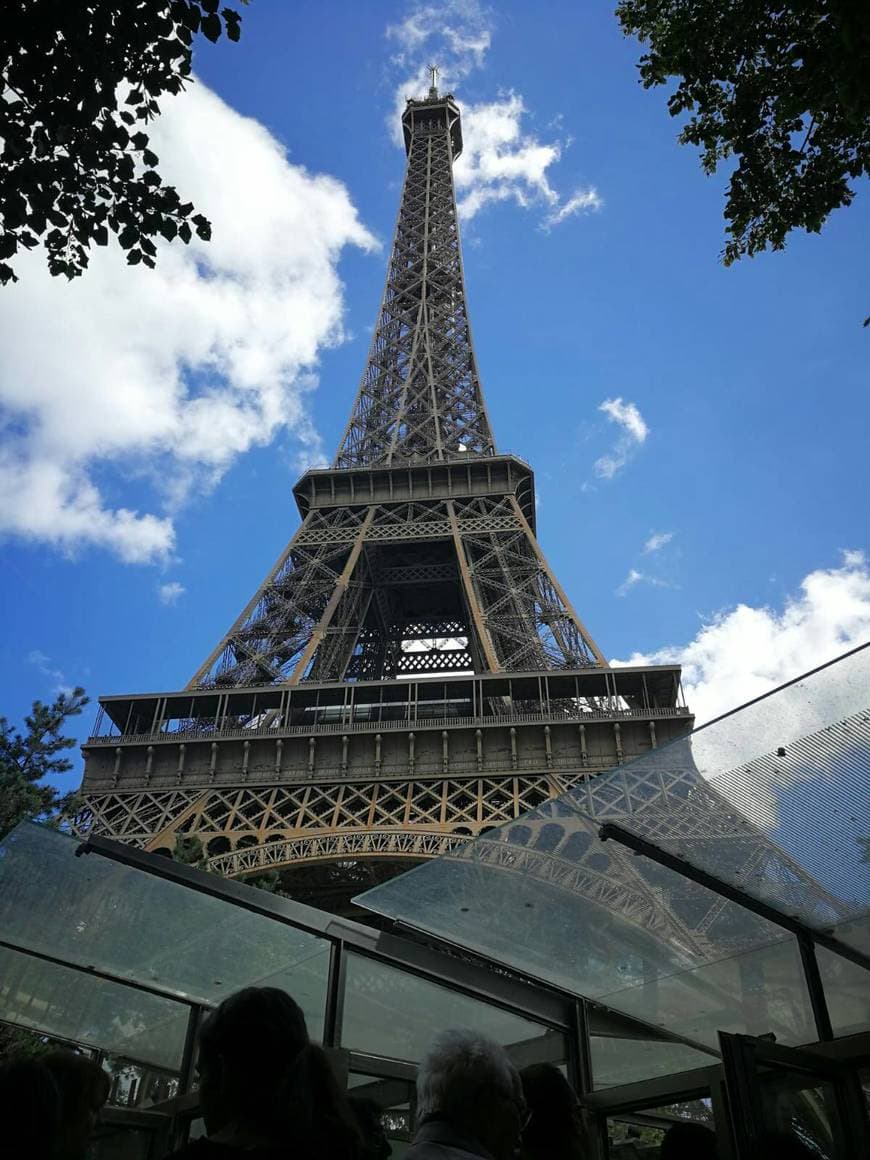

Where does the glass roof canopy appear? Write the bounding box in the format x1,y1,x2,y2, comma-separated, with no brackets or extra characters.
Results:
0,823,587,1081
0,644,867,1104
358,644,870,1053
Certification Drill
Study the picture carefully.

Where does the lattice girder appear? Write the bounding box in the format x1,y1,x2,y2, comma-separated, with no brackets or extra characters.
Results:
190,490,604,687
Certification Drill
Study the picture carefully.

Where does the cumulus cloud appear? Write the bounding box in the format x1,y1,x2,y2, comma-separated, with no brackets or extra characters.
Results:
614,550,870,725
386,1,600,226
0,81,376,564
594,397,649,479
158,581,186,605
643,531,674,554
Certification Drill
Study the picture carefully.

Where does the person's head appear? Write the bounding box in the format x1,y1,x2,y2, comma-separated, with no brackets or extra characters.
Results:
196,986,358,1156
519,1063,582,1160
0,1055,61,1160
660,1121,717,1160
417,1028,525,1160
348,1095,391,1160
43,1050,110,1160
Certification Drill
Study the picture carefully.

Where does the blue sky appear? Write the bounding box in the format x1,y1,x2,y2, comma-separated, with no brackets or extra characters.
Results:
1,0,869,795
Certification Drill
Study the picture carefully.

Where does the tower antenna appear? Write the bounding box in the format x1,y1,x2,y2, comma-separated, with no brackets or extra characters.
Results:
428,63,439,97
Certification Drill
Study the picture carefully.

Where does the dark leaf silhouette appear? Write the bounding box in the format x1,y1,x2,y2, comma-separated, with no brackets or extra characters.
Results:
0,1,245,285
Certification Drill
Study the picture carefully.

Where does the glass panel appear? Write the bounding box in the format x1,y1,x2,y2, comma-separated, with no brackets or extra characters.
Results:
0,824,331,1041
357,820,815,1050
815,945,870,1038
607,1118,665,1157
0,944,188,1070
601,935,816,1049
360,645,870,1050
103,1057,179,1109
757,1072,841,1157
342,951,563,1065
607,1099,715,1158
590,1035,716,1089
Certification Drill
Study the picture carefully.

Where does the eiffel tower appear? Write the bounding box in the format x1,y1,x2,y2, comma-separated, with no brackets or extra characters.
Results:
78,81,693,912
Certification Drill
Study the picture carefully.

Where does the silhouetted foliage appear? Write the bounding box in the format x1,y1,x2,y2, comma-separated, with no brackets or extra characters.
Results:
0,1023,50,1061
240,869,283,893
0,1,245,285
0,687,89,837
172,832,210,869
617,0,870,272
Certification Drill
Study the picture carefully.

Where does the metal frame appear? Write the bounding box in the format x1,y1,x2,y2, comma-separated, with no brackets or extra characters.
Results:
718,1032,870,1158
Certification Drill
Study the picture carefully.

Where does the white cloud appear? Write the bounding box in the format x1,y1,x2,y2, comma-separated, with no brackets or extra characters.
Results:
27,649,73,695
643,531,674,554
158,581,186,605
594,397,649,479
616,568,675,597
617,568,644,596
0,81,376,564
543,186,603,229
386,2,599,227
614,550,870,725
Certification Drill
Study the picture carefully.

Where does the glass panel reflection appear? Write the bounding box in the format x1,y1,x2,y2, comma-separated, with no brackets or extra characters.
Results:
0,944,188,1070
590,1035,716,1089
0,824,331,1041
341,951,564,1066
359,645,870,1050
815,945,870,1038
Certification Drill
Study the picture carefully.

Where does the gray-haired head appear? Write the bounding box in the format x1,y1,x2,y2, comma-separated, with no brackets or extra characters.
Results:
416,1027,520,1125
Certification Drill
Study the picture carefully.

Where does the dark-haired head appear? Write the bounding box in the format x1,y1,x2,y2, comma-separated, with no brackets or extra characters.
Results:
0,1056,61,1160
519,1063,582,1160
660,1121,717,1160
197,986,359,1158
43,1050,110,1160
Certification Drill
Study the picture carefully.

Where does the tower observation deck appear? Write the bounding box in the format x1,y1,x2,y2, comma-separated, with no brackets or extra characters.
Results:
77,85,693,913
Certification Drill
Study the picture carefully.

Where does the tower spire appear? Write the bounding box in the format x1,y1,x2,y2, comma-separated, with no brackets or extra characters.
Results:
336,85,489,468
428,63,439,97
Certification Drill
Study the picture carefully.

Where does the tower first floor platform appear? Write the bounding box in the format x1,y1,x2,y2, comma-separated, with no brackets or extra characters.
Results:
78,663,692,908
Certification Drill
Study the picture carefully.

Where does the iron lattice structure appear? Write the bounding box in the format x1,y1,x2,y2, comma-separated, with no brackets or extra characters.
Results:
78,87,694,911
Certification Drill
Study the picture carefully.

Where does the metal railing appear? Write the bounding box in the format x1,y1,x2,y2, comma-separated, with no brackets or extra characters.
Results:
86,704,691,747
